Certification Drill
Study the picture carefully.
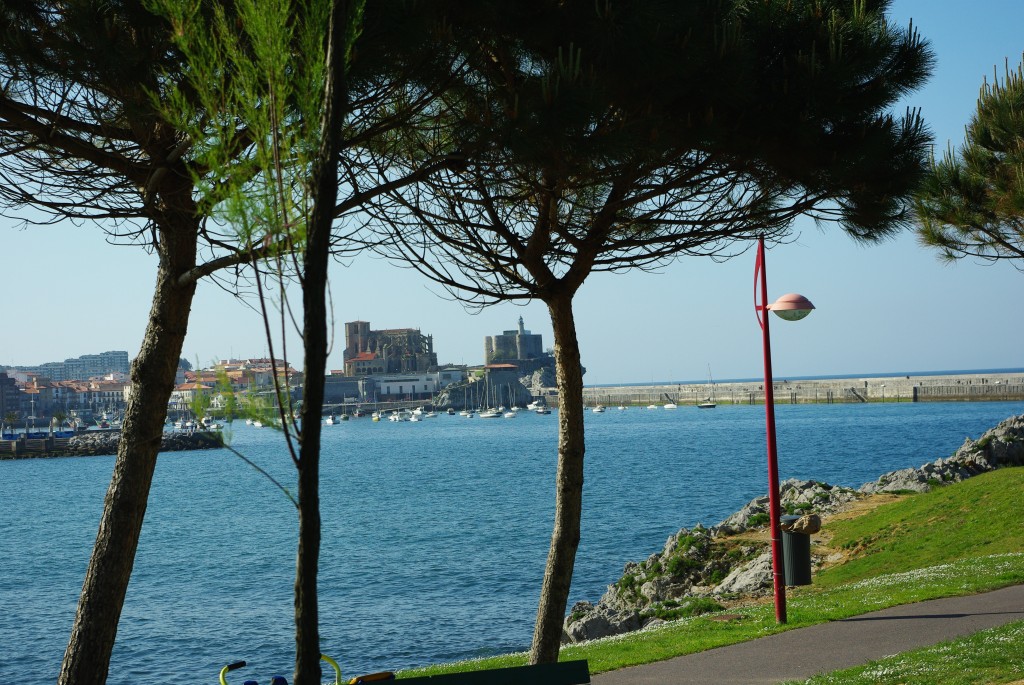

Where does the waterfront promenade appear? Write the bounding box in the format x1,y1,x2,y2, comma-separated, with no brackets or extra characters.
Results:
592,584,1024,684
575,371,1024,407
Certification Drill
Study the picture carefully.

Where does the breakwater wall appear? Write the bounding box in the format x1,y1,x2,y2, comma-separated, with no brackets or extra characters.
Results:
563,371,1024,408
0,430,224,459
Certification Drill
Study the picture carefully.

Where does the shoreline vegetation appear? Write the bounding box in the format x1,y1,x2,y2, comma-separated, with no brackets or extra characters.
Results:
398,413,1024,680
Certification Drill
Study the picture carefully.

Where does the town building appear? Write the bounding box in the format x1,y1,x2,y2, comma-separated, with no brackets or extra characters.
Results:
369,368,467,402
0,372,20,419
343,321,438,376
12,350,131,382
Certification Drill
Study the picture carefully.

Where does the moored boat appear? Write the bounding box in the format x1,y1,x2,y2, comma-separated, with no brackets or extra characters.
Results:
697,365,717,408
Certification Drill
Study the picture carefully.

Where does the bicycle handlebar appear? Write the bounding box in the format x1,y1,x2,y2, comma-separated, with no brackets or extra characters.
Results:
219,661,246,685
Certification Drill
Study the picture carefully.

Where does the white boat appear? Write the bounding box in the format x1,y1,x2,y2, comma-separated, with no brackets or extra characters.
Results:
425,411,438,418
503,411,517,418
647,404,658,410
253,420,264,428
409,414,422,422
592,405,606,413
479,408,501,419
325,414,337,425
664,403,678,410
535,407,551,415
698,366,717,409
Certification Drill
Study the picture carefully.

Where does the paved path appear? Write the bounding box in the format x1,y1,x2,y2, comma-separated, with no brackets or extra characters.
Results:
591,584,1024,684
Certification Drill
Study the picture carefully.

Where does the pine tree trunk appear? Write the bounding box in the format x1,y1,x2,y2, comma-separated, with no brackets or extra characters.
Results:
529,293,585,664
58,208,199,685
293,2,348,680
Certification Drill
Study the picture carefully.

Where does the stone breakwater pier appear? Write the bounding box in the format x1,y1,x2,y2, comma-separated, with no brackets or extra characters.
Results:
0,430,224,459
572,371,1024,407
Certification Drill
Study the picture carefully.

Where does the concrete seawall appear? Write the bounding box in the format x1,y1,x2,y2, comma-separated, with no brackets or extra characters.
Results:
566,371,1024,407
0,430,224,459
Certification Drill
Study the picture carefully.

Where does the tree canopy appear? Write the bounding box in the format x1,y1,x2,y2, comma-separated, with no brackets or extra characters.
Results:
914,55,1024,269
362,0,935,662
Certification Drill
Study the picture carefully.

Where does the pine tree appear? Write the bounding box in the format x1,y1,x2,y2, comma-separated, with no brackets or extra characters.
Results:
915,56,1024,268
365,0,934,662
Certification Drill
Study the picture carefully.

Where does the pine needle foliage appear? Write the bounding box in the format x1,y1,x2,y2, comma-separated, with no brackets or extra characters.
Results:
362,0,934,664
914,55,1024,269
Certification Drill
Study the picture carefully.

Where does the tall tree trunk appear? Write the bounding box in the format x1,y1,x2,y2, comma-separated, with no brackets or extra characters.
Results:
59,207,199,685
293,2,348,681
529,293,585,664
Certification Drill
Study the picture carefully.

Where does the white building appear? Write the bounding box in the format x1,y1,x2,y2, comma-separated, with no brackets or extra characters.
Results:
374,368,466,400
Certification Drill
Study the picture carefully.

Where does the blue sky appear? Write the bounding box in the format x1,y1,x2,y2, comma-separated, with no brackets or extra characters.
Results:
2,0,1022,386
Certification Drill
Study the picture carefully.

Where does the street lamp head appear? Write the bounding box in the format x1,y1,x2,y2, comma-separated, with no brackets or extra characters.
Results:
768,293,815,321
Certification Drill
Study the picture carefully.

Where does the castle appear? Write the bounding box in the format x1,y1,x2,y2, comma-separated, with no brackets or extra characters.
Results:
484,317,554,377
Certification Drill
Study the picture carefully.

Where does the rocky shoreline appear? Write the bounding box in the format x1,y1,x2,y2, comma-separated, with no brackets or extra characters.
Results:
563,413,1024,643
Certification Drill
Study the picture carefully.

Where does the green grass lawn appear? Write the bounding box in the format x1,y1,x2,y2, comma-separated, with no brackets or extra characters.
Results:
396,467,1024,680
815,468,1024,588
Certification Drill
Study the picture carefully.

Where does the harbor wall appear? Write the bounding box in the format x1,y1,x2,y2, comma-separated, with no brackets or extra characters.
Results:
0,430,223,459
557,371,1024,408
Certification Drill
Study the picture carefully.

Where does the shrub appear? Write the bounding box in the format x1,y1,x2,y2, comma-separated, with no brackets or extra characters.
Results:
645,598,725,621
677,534,697,552
666,554,700,577
747,513,770,528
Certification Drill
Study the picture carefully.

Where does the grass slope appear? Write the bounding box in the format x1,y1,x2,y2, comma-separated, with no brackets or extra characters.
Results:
396,467,1024,679
816,467,1024,588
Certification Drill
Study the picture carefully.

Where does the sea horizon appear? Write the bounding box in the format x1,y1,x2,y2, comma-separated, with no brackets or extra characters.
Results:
591,367,1024,389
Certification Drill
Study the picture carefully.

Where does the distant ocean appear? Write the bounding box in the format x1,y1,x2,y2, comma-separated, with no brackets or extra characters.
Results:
593,367,1024,388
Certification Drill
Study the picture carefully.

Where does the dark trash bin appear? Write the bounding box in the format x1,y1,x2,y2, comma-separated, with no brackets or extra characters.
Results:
780,514,813,586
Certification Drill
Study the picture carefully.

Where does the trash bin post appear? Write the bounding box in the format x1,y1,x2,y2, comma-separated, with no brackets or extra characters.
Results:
780,514,813,586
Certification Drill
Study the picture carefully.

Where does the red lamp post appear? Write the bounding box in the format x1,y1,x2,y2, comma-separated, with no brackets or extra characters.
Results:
754,235,814,624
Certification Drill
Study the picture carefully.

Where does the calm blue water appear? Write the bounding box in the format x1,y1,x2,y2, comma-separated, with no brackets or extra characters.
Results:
3,401,1022,683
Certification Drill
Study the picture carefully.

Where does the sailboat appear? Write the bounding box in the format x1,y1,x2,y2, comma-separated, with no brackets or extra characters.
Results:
697,366,717,409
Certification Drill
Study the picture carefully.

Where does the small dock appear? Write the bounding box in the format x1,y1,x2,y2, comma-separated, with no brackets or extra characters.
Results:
1,435,74,458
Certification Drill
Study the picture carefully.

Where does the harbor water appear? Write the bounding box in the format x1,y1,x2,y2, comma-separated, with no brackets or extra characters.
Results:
3,400,1022,683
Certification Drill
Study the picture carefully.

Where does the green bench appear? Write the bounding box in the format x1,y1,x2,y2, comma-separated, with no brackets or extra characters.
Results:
389,659,590,684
